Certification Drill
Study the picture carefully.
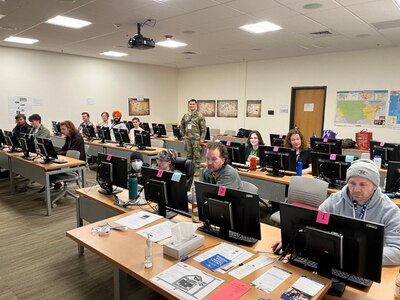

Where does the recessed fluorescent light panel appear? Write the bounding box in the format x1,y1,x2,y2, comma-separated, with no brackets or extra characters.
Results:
0,14,5,20
394,0,400,8
100,51,128,57
156,40,187,48
239,21,282,33
4,36,39,44
45,15,91,29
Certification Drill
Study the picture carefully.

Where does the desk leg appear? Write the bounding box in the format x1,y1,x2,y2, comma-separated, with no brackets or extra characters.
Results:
45,173,51,216
10,172,15,194
76,196,84,254
81,167,87,188
113,267,128,300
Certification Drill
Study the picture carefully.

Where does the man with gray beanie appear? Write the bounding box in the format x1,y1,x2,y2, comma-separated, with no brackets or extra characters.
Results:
319,159,400,265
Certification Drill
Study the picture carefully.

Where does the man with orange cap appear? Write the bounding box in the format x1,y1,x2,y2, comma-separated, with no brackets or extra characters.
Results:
110,110,127,141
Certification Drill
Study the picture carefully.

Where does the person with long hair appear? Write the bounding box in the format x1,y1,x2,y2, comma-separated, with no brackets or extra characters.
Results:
245,130,264,162
58,120,86,161
283,128,312,175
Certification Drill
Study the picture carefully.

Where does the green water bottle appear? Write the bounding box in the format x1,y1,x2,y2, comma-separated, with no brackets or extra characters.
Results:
128,174,138,199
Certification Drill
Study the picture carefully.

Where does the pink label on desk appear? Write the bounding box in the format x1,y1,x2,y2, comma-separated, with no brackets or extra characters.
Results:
323,138,328,142
380,141,385,146
279,134,283,138
273,146,279,152
316,211,330,225
106,155,112,161
218,186,226,197
226,141,231,146
157,169,163,177
330,154,337,160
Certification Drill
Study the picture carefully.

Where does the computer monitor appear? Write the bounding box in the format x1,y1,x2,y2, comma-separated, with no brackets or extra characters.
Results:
112,128,131,147
270,134,286,147
97,153,128,195
96,126,111,143
19,133,37,159
83,125,97,141
3,130,21,152
259,145,297,177
36,137,58,163
157,123,167,136
124,121,134,131
236,128,252,138
51,121,62,136
311,152,354,188
220,141,246,165
194,181,261,245
140,122,150,132
151,123,159,136
134,130,152,150
0,129,6,149
370,141,400,169
141,166,189,218
311,137,342,155
385,161,400,193
280,202,384,295
172,125,182,140
205,127,211,141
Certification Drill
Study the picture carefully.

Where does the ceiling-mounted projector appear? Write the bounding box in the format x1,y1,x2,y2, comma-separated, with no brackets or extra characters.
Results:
128,22,155,50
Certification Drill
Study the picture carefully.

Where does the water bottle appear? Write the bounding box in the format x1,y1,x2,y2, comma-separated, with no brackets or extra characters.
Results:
144,234,153,269
373,155,382,170
296,161,303,176
191,186,200,223
128,174,138,200
395,268,400,300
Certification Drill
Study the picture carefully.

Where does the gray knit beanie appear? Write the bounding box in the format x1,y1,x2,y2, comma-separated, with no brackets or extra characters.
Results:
346,159,380,187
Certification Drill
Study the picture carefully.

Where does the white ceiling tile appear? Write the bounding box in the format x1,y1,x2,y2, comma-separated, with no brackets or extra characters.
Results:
346,0,400,23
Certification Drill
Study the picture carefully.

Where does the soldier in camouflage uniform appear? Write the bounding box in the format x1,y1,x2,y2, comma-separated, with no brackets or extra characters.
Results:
180,99,206,176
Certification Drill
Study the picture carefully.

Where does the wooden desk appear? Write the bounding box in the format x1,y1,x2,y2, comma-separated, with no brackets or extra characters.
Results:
342,148,369,158
70,187,397,299
50,135,163,165
0,149,87,215
67,213,331,300
212,135,247,145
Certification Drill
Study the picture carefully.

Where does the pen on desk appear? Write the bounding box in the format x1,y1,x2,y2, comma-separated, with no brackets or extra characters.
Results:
180,251,199,262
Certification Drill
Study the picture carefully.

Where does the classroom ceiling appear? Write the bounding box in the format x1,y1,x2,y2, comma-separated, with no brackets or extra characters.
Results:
1,0,400,68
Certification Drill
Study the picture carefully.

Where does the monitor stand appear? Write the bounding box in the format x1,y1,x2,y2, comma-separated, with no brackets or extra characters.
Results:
116,141,124,147
266,167,284,177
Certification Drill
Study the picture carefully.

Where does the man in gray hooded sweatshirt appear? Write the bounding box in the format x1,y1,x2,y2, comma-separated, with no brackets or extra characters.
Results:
319,159,400,266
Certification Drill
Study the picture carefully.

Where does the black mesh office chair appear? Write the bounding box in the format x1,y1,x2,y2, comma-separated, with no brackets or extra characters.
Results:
174,157,195,192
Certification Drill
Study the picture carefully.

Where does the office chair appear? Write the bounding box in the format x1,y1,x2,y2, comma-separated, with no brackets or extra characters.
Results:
174,157,195,192
50,150,82,207
224,129,236,136
270,176,328,225
151,139,165,148
242,181,270,210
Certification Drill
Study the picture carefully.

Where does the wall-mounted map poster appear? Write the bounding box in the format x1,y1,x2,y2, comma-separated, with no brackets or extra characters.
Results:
335,90,387,126
387,91,400,128
197,100,215,117
217,100,238,118
129,98,150,116
246,100,262,118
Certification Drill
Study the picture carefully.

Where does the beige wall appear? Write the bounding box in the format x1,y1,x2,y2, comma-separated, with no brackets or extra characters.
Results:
178,46,400,143
0,46,178,131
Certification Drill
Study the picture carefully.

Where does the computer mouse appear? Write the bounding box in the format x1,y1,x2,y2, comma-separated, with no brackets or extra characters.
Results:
273,249,283,255
394,192,400,198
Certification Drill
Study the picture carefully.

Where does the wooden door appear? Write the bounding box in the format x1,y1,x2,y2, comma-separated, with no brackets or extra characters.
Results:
290,87,326,145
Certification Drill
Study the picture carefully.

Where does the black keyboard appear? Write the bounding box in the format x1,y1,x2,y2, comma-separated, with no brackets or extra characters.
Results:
197,226,258,245
290,256,372,288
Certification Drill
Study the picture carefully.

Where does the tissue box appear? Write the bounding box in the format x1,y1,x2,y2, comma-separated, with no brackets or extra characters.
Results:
163,234,204,259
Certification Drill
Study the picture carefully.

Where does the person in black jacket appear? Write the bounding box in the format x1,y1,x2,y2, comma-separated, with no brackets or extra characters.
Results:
283,128,312,175
58,120,86,161
12,114,31,136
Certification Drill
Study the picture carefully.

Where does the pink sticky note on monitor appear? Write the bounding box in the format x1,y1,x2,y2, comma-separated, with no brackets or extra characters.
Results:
316,211,330,225
208,279,251,300
330,154,337,160
106,155,112,161
226,141,231,146
273,146,279,152
323,138,328,142
218,186,226,197
157,169,163,177
279,134,283,138
380,141,385,147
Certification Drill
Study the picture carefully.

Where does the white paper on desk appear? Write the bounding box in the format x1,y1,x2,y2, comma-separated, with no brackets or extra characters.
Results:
229,255,274,279
136,221,174,242
252,266,292,293
194,242,254,273
150,262,223,300
292,276,325,297
115,211,162,230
